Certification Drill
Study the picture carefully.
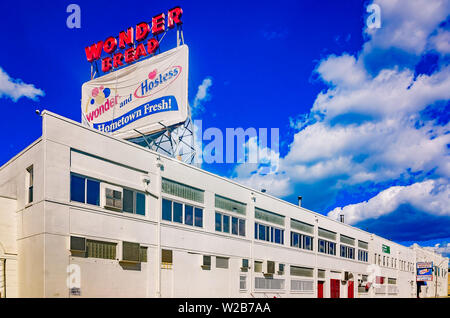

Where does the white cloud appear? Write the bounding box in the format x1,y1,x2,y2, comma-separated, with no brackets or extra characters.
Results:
234,0,450,221
420,242,450,257
363,0,450,56
0,67,45,102
327,179,450,224
429,29,450,54
191,77,213,117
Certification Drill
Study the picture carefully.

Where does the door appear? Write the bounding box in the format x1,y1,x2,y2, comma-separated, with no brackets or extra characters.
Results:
318,281,324,298
330,279,340,298
348,281,354,298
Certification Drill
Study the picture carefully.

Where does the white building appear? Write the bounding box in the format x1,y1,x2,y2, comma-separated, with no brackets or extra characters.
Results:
0,111,448,298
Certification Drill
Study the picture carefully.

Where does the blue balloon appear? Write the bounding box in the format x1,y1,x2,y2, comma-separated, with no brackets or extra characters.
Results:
90,99,95,105
103,88,111,98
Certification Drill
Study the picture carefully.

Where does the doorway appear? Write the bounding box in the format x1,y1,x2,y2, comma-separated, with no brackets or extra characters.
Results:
330,279,340,298
318,281,324,298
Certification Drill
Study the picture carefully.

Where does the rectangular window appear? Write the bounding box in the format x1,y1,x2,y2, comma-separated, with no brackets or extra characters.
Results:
123,189,134,213
318,269,326,279
70,174,85,203
215,212,222,232
242,259,249,269
254,207,285,226
185,205,194,225
291,280,314,292
318,228,336,241
202,255,211,269
290,219,314,234
255,277,284,290
318,239,336,255
232,217,239,235
105,188,122,210
173,202,183,223
136,192,145,215
223,214,230,233
70,174,101,207
161,178,204,203
290,266,314,277
162,199,202,228
255,222,284,245
86,179,100,205
216,256,229,269
194,207,203,227
340,234,355,246
240,275,247,290
162,199,172,221
291,232,313,251
291,232,300,248
26,166,34,203
340,245,355,259
238,219,246,237
215,194,246,215
122,188,146,215
358,240,369,250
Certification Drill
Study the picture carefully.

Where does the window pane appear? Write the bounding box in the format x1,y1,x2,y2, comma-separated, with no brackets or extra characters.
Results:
215,212,222,232
330,242,336,255
194,208,203,227
319,240,325,253
232,217,238,235
304,236,312,250
185,205,194,225
162,199,172,221
238,219,245,236
254,223,258,239
173,202,183,223
136,192,145,215
123,189,134,213
86,179,100,206
70,174,85,203
274,228,281,244
223,215,230,233
292,233,299,247
258,224,266,241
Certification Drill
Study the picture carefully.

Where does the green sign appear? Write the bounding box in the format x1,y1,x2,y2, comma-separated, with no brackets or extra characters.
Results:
382,244,390,254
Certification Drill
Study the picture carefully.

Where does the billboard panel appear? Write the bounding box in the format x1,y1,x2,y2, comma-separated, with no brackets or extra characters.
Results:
81,45,189,139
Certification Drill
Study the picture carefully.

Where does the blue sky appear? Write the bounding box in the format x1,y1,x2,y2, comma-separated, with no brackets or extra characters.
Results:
0,0,449,257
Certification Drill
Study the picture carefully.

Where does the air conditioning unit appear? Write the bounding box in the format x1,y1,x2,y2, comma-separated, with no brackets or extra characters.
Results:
119,241,141,263
102,184,123,211
201,255,211,270
263,260,276,275
341,271,350,281
70,236,86,253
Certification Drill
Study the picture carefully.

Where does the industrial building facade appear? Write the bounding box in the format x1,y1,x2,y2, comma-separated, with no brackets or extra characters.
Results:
0,111,448,298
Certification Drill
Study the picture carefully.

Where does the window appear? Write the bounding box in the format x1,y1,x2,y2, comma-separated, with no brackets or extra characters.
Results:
216,256,229,269
290,219,314,234
240,275,247,290
290,231,313,251
340,235,355,246
255,207,285,226
290,266,314,277
86,239,117,259
161,249,173,264
242,259,249,269
255,277,284,290
358,240,369,250
318,228,336,241
318,269,325,279
123,188,146,215
70,173,100,206
254,261,263,272
161,178,204,203
105,188,122,210
291,280,314,292
254,222,284,245
215,194,246,215
26,166,33,203
215,212,245,237
340,245,355,259
358,250,368,262
318,239,336,255
162,198,203,228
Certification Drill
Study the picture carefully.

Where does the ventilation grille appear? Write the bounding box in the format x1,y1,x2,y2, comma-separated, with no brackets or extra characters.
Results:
122,241,140,263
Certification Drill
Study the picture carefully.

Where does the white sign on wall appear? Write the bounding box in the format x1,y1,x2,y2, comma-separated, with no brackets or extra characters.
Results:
81,45,189,139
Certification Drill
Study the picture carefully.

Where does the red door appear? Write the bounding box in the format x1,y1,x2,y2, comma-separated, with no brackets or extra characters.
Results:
348,281,354,298
318,281,324,298
330,279,340,298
